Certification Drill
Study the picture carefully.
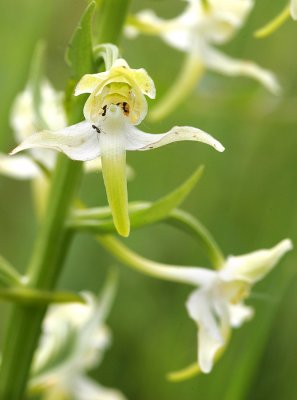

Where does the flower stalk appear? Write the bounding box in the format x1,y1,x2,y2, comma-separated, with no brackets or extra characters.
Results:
0,1,131,399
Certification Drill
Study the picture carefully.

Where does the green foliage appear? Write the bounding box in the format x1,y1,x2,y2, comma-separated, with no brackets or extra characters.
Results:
70,165,204,233
0,255,22,287
28,41,48,129
64,1,96,124
65,1,95,80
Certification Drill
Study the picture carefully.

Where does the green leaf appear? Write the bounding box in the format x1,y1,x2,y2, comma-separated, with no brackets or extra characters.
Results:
65,1,96,80
28,41,48,130
0,255,22,287
130,165,204,228
69,165,204,232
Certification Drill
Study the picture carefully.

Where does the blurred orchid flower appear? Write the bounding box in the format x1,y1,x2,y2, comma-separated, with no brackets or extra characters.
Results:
1,81,64,180
30,279,127,400
0,80,109,216
185,239,292,373
126,0,281,120
11,55,224,237
99,235,292,374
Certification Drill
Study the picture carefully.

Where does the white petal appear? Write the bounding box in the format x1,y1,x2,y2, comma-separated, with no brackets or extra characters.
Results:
228,303,254,328
10,80,66,144
0,153,40,179
186,288,225,373
197,325,224,373
221,239,293,284
124,125,225,153
84,158,103,173
202,0,254,44
10,121,101,161
291,0,297,19
202,46,281,95
73,376,127,400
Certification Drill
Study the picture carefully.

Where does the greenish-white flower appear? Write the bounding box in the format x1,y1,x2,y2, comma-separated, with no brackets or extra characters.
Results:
11,57,224,237
30,288,126,400
183,239,292,372
126,0,280,119
99,235,292,374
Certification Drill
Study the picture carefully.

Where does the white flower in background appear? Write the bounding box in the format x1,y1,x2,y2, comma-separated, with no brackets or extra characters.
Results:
126,0,281,120
0,81,66,217
100,235,292,374
30,284,127,400
11,56,224,237
185,239,292,373
0,81,65,180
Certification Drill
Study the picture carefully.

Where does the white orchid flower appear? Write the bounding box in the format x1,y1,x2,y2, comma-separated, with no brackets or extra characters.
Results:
185,239,293,373
98,235,292,374
30,282,127,400
11,56,224,237
1,77,135,217
1,81,65,181
126,0,281,119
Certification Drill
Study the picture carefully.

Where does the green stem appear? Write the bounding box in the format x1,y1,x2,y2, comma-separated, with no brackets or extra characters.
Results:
0,287,85,306
167,209,224,269
0,158,82,400
97,235,215,286
97,0,131,44
149,54,204,121
254,4,291,38
69,205,224,269
0,2,131,397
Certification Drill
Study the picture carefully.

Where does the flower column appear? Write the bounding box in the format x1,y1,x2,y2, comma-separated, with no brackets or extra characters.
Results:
0,1,131,399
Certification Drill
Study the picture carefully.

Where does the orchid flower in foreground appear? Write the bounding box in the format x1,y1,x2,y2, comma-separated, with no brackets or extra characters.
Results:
98,235,292,374
30,281,127,400
11,54,224,237
126,0,281,120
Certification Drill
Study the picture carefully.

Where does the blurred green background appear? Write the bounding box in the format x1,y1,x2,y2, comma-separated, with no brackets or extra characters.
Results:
0,0,297,399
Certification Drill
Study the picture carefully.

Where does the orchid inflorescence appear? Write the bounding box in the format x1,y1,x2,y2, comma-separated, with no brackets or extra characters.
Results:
0,1,295,399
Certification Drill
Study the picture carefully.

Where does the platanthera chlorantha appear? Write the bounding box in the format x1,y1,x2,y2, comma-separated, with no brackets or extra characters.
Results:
11,52,224,237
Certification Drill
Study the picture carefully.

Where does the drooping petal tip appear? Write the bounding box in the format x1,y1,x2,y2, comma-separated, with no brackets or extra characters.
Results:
125,125,225,153
221,238,293,284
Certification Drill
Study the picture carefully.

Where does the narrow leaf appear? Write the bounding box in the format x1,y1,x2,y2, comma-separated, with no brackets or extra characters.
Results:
0,255,23,287
66,1,96,80
28,41,48,129
70,165,204,231
130,165,204,228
